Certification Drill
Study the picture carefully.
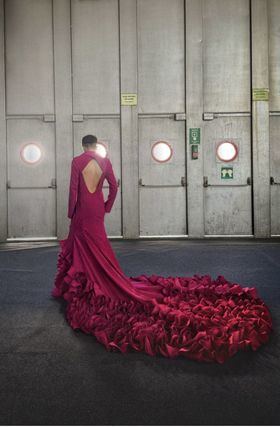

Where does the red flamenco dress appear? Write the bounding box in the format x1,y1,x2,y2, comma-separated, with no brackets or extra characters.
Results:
51,150,273,364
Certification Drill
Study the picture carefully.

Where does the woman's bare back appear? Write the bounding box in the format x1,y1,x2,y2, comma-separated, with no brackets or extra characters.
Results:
81,158,103,194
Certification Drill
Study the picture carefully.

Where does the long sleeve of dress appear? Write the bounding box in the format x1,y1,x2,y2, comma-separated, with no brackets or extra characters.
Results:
104,158,118,213
68,159,79,219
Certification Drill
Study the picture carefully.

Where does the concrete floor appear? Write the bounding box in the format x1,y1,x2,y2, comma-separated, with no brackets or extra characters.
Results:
0,239,279,425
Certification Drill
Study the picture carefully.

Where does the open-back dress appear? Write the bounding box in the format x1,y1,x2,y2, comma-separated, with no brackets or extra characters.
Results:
51,150,273,363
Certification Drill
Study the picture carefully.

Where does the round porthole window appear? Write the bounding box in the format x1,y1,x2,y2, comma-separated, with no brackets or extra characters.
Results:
96,142,108,158
216,140,238,162
151,141,173,163
20,143,42,164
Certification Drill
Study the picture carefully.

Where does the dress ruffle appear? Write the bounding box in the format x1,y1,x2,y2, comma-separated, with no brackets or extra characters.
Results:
51,240,273,364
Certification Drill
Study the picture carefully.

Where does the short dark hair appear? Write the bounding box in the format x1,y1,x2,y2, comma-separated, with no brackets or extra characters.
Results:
82,134,97,146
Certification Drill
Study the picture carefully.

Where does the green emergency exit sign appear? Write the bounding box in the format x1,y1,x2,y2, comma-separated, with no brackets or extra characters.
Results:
189,128,200,144
221,166,233,179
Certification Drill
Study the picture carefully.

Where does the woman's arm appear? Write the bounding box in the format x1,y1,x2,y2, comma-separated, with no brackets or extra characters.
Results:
104,158,118,213
68,159,79,219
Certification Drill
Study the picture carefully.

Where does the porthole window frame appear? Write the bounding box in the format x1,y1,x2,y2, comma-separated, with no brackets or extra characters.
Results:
151,140,173,163
20,142,43,165
216,140,238,163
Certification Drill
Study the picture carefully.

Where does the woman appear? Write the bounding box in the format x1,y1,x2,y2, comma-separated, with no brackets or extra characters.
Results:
51,134,273,363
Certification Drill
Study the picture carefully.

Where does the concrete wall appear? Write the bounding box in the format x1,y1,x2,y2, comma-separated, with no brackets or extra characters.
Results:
0,0,278,241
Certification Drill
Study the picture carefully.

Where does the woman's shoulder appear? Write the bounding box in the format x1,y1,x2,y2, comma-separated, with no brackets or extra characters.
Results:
105,155,112,164
73,152,84,163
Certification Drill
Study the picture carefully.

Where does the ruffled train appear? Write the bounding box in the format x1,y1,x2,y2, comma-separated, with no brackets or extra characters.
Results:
51,238,273,364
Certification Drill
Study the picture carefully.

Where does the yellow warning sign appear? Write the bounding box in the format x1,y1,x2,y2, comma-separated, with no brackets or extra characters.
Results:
252,88,269,101
121,93,137,106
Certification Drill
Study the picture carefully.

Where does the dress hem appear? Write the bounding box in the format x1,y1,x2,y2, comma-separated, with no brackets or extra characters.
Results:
51,239,274,364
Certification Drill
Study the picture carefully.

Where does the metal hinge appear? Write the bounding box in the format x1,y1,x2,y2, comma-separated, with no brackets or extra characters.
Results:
48,178,57,189
174,113,186,121
203,112,215,121
72,114,84,122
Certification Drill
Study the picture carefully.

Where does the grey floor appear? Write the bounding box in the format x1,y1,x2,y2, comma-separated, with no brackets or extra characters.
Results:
0,239,279,425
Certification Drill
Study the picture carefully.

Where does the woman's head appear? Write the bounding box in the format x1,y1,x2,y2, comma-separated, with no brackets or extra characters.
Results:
82,134,97,150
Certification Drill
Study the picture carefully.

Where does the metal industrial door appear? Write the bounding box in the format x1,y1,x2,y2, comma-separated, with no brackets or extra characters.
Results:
202,0,252,235
137,0,187,236
269,0,280,236
5,0,56,239
71,0,122,237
